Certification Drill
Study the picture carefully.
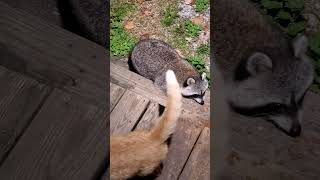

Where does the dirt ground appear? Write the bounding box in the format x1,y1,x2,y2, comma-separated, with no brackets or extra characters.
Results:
115,0,210,66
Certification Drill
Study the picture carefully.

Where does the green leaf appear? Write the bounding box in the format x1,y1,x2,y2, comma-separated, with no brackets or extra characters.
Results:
308,33,320,56
195,0,209,12
161,7,178,26
275,10,292,20
184,20,203,38
285,0,304,10
261,0,283,9
286,21,305,36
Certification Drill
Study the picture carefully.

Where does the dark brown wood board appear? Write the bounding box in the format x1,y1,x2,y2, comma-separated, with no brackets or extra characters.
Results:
156,119,202,180
0,66,50,164
135,102,160,130
179,127,210,180
110,90,149,135
0,89,108,180
0,1,108,107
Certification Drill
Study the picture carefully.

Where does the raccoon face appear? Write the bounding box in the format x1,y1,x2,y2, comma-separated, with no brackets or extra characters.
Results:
229,36,314,137
181,73,209,105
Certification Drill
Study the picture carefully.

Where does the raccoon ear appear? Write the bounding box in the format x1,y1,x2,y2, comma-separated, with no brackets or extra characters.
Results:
201,73,206,80
187,77,196,85
292,35,308,58
247,52,273,76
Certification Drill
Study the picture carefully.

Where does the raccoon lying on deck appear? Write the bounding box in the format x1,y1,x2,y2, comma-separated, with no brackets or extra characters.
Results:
130,39,209,105
213,0,314,137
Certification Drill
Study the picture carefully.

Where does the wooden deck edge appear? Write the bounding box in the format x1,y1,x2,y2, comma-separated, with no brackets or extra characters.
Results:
0,1,108,107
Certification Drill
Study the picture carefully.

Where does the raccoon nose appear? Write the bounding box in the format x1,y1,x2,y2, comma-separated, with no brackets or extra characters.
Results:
289,125,301,137
199,100,204,105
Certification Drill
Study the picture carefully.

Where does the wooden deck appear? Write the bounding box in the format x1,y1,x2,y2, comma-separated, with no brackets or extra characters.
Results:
0,1,108,179
0,1,210,180
109,61,210,180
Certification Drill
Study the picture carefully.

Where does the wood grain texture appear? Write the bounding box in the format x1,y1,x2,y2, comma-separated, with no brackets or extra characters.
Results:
110,90,149,135
135,102,160,130
0,89,108,180
156,119,202,180
110,62,166,106
110,83,125,112
1,0,63,27
0,1,107,107
0,66,50,164
179,127,210,180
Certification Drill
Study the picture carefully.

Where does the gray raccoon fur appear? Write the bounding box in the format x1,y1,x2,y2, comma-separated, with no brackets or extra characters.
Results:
130,39,209,104
213,0,314,137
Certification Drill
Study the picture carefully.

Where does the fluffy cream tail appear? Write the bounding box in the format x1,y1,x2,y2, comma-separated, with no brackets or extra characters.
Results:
151,70,182,142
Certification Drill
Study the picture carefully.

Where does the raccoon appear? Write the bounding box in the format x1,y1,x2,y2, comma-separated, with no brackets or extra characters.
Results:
130,39,209,105
213,0,314,137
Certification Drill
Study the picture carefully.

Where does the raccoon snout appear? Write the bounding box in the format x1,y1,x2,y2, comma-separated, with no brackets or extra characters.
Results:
199,100,204,105
288,125,301,137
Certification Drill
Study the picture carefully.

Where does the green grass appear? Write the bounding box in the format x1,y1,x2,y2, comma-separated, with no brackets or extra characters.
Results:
308,33,320,94
186,55,210,83
195,0,209,12
197,44,210,56
110,3,137,56
184,20,203,38
161,7,178,26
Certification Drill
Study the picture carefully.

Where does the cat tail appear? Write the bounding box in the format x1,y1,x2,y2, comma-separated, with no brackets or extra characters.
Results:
150,70,182,143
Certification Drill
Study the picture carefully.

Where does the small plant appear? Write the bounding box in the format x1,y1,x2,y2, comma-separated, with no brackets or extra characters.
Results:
186,55,209,79
110,22,137,56
110,3,137,56
110,3,136,22
308,33,320,93
259,0,305,37
195,0,209,12
161,7,178,26
184,20,203,38
197,44,210,56
186,55,206,74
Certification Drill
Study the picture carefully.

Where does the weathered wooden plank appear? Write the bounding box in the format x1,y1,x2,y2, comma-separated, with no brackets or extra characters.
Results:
135,102,161,130
110,62,166,106
1,0,63,27
179,127,210,180
156,119,202,180
0,66,50,164
0,1,107,107
110,90,149,135
0,89,108,180
110,83,125,112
